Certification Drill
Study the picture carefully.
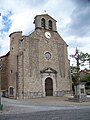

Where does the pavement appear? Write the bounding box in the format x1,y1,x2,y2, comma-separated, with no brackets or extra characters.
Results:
0,96,90,114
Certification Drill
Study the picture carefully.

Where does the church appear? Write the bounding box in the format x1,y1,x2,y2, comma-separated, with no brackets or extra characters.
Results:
0,14,72,99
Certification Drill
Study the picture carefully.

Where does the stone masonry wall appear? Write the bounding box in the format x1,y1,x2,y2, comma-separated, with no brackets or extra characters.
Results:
17,28,72,98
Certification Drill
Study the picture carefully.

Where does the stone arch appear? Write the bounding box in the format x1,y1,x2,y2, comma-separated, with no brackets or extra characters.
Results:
41,18,45,28
9,86,14,96
48,20,52,30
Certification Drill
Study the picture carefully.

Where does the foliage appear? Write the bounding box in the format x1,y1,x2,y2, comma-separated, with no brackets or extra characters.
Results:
71,73,79,85
80,52,90,66
79,52,90,89
71,51,90,88
80,73,90,82
80,73,90,89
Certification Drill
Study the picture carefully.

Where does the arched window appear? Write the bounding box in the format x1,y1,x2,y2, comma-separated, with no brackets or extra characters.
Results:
48,20,52,30
10,87,14,96
41,18,45,28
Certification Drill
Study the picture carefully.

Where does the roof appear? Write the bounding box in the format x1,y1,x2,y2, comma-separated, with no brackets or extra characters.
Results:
34,14,57,22
0,52,10,59
9,31,22,37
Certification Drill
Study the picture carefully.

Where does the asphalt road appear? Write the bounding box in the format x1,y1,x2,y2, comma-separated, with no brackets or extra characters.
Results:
0,108,90,120
0,97,90,120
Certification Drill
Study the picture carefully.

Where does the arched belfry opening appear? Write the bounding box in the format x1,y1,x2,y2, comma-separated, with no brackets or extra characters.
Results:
34,14,57,31
41,18,45,29
45,77,53,96
48,20,52,30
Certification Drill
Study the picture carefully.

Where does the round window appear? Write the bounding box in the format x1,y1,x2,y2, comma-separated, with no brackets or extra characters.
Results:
45,52,51,60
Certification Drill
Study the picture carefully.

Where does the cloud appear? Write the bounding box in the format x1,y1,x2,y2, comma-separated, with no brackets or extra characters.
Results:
26,0,48,7
67,0,90,37
1,11,12,32
0,31,10,55
0,0,74,36
0,0,90,69
0,0,48,13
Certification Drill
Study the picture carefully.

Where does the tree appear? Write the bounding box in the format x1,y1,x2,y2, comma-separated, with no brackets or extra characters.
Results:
71,49,90,96
71,50,90,85
72,72,79,84
79,52,90,89
80,52,90,67
80,71,90,89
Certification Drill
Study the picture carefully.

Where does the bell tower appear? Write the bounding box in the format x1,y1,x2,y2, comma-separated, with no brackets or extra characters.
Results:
33,14,57,32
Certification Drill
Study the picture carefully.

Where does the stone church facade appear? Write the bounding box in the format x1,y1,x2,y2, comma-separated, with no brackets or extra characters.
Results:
0,14,72,99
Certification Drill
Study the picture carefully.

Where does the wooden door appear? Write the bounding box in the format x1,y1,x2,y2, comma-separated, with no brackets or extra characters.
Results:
45,78,53,96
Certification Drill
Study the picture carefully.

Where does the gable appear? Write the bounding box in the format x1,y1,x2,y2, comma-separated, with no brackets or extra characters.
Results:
40,67,57,74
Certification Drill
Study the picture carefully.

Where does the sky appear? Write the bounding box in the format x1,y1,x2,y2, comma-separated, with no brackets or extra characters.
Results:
0,0,90,69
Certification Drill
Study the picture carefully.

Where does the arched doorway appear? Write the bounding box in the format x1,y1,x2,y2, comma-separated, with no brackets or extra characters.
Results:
45,77,53,96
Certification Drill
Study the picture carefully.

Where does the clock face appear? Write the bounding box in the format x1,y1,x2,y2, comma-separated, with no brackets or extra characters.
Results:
45,32,51,39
